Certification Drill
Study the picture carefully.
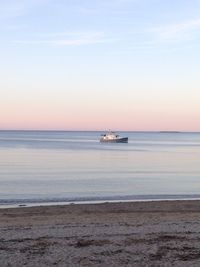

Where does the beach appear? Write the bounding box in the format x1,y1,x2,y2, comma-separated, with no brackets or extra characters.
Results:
1,201,200,266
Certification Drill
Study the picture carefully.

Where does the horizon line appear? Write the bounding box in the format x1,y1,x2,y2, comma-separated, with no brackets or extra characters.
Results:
0,129,199,133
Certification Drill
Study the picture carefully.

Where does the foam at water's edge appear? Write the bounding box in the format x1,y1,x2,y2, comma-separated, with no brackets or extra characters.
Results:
1,194,200,208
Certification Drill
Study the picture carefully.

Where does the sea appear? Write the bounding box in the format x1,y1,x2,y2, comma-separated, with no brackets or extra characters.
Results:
0,130,200,208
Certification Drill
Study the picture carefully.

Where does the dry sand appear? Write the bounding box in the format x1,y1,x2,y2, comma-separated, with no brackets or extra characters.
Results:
1,200,200,266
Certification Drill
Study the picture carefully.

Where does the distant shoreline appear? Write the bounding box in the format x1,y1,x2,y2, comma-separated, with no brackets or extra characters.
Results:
1,129,200,133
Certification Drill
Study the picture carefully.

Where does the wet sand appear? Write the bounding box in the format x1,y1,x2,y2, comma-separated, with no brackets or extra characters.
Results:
1,200,200,266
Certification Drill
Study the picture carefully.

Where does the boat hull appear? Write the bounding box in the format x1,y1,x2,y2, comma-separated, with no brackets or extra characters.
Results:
100,137,128,143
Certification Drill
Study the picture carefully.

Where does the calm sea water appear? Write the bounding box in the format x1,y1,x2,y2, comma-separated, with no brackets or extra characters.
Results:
0,130,200,206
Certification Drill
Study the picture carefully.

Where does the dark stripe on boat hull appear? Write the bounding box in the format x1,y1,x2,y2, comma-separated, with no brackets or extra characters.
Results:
100,137,128,143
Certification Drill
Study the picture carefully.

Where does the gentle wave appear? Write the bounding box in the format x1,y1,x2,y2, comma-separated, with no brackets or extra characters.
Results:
1,194,200,207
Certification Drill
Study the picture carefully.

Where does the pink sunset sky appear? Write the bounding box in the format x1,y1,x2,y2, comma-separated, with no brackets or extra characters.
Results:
1,0,200,131
1,81,200,131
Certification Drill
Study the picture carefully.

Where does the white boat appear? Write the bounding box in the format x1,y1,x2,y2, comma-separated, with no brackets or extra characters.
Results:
100,131,128,143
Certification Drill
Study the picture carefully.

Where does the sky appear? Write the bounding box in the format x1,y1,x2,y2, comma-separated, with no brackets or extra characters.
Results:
1,0,200,131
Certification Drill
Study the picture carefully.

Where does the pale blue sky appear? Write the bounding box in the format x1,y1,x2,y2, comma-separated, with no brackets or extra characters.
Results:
1,0,200,130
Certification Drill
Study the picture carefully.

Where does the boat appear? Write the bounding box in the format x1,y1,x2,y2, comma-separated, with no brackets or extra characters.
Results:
100,131,128,143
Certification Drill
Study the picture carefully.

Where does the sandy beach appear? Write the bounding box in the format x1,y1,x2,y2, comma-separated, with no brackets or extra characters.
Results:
1,200,200,266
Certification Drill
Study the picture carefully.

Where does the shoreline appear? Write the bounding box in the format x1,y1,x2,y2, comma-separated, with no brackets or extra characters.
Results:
1,200,200,266
2,194,200,209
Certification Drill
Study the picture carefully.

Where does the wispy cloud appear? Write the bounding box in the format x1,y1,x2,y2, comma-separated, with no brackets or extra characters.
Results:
150,18,200,43
53,32,111,46
13,32,116,46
